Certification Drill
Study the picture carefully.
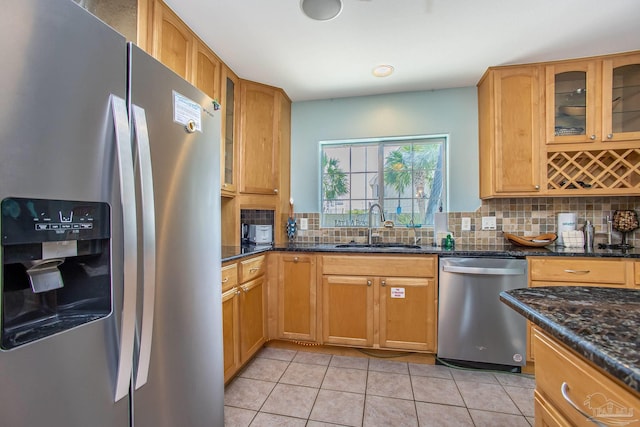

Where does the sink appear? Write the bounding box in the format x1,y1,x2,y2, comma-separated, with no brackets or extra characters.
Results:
334,243,421,249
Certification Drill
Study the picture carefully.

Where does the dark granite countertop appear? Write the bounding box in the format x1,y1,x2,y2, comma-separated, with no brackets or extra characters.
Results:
221,242,640,262
500,286,640,393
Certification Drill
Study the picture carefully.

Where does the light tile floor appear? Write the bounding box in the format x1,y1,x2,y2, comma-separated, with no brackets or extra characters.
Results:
224,347,536,427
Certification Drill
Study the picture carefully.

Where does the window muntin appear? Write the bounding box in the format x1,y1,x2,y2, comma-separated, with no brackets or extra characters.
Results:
320,135,447,228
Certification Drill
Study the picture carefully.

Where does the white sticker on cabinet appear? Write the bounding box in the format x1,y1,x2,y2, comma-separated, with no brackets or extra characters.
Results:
390,287,405,298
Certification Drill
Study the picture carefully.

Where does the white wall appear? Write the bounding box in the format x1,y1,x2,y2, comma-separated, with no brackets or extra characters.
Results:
290,86,481,213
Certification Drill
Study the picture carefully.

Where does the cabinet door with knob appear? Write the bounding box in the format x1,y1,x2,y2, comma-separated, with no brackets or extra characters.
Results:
277,254,317,341
602,52,640,142
238,80,281,195
379,276,437,352
545,60,600,144
322,275,375,347
321,255,437,352
478,65,543,197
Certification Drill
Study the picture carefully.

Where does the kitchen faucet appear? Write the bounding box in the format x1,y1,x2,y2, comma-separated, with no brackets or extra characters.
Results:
368,203,385,244
409,218,421,246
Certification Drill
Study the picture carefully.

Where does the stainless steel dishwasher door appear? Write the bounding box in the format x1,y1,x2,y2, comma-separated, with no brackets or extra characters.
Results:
437,257,528,367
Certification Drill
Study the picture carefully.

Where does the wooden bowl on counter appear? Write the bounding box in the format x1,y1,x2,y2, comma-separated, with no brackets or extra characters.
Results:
504,233,557,247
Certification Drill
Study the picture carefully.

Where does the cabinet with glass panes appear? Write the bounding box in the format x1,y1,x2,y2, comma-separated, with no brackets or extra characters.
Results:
603,52,640,142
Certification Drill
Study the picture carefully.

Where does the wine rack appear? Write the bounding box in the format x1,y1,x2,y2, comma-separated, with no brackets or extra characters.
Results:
546,148,640,193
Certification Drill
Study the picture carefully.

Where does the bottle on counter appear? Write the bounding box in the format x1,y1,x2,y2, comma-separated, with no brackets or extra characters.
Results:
584,220,594,251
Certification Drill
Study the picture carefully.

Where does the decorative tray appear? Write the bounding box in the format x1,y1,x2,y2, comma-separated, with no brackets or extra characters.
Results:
504,233,557,247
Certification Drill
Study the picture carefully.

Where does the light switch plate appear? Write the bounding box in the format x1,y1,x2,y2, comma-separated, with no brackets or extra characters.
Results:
461,217,471,231
481,216,497,230
300,218,309,230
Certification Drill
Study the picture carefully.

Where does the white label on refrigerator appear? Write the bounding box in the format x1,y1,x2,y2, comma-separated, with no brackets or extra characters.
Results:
390,287,405,298
173,91,202,132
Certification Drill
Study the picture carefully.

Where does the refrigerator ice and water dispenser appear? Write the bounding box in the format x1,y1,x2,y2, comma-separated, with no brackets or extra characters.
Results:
1,197,111,350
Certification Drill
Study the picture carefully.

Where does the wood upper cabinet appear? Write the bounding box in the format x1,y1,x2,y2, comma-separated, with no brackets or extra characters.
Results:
221,66,239,195
545,60,600,144
321,255,437,352
547,52,640,144
478,66,543,198
602,52,640,142
239,80,281,195
277,254,317,341
150,1,193,81
194,39,221,101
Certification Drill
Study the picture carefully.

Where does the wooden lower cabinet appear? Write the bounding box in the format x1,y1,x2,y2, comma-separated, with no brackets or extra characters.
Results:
222,286,240,382
321,255,438,352
379,276,437,352
222,255,267,382
277,254,317,341
533,327,639,426
534,392,571,427
322,275,374,347
239,276,266,363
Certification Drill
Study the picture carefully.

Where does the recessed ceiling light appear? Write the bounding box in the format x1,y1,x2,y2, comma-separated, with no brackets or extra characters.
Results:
372,65,394,77
300,0,343,21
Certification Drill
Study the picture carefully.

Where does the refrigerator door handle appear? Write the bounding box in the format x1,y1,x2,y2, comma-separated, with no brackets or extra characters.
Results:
111,95,138,402
131,105,157,390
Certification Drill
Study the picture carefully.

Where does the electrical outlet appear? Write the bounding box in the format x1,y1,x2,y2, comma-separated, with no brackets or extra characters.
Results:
481,216,497,230
461,217,471,231
300,218,309,230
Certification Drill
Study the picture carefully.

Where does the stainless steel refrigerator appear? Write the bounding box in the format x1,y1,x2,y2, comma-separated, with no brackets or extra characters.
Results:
0,1,224,426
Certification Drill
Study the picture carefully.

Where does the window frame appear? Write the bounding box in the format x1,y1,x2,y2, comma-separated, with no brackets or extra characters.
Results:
319,134,448,228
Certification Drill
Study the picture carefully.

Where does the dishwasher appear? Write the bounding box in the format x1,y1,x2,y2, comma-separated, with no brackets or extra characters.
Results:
437,257,527,370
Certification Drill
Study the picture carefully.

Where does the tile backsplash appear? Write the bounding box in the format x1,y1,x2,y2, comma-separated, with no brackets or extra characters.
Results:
290,196,640,248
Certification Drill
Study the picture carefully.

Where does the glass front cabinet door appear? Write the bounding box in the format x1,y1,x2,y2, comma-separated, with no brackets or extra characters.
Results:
221,66,238,195
546,60,599,144
602,52,640,142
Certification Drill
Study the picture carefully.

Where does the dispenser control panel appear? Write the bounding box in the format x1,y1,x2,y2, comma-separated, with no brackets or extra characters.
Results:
1,198,110,245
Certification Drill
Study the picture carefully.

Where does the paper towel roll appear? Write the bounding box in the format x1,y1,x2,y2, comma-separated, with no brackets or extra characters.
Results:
556,212,577,246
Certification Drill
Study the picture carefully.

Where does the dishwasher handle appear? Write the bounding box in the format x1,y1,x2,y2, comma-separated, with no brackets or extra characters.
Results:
442,265,525,275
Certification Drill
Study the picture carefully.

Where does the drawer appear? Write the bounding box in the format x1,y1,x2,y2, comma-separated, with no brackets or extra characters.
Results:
322,255,436,277
529,257,627,285
221,263,238,292
239,255,266,283
533,328,639,427
636,262,640,286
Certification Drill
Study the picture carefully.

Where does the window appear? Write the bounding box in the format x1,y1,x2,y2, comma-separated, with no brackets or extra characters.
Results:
320,135,447,228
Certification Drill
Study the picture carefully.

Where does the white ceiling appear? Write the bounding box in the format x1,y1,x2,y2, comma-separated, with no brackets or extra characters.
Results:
164,0,640,102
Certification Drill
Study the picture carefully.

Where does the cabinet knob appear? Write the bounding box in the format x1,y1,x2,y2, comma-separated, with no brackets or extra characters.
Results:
293,256,299,263
367,280,372,286
381,280,386,287
274,188,279,194
607,133,613,139
235,289,241,295
222,183,227,188
590,134,596,140
222,277,229,283
534,185,540,190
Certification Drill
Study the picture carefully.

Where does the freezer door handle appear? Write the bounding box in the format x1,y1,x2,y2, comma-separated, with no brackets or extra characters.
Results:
111,95,138,402
132,105,157,390
441,265,525,275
